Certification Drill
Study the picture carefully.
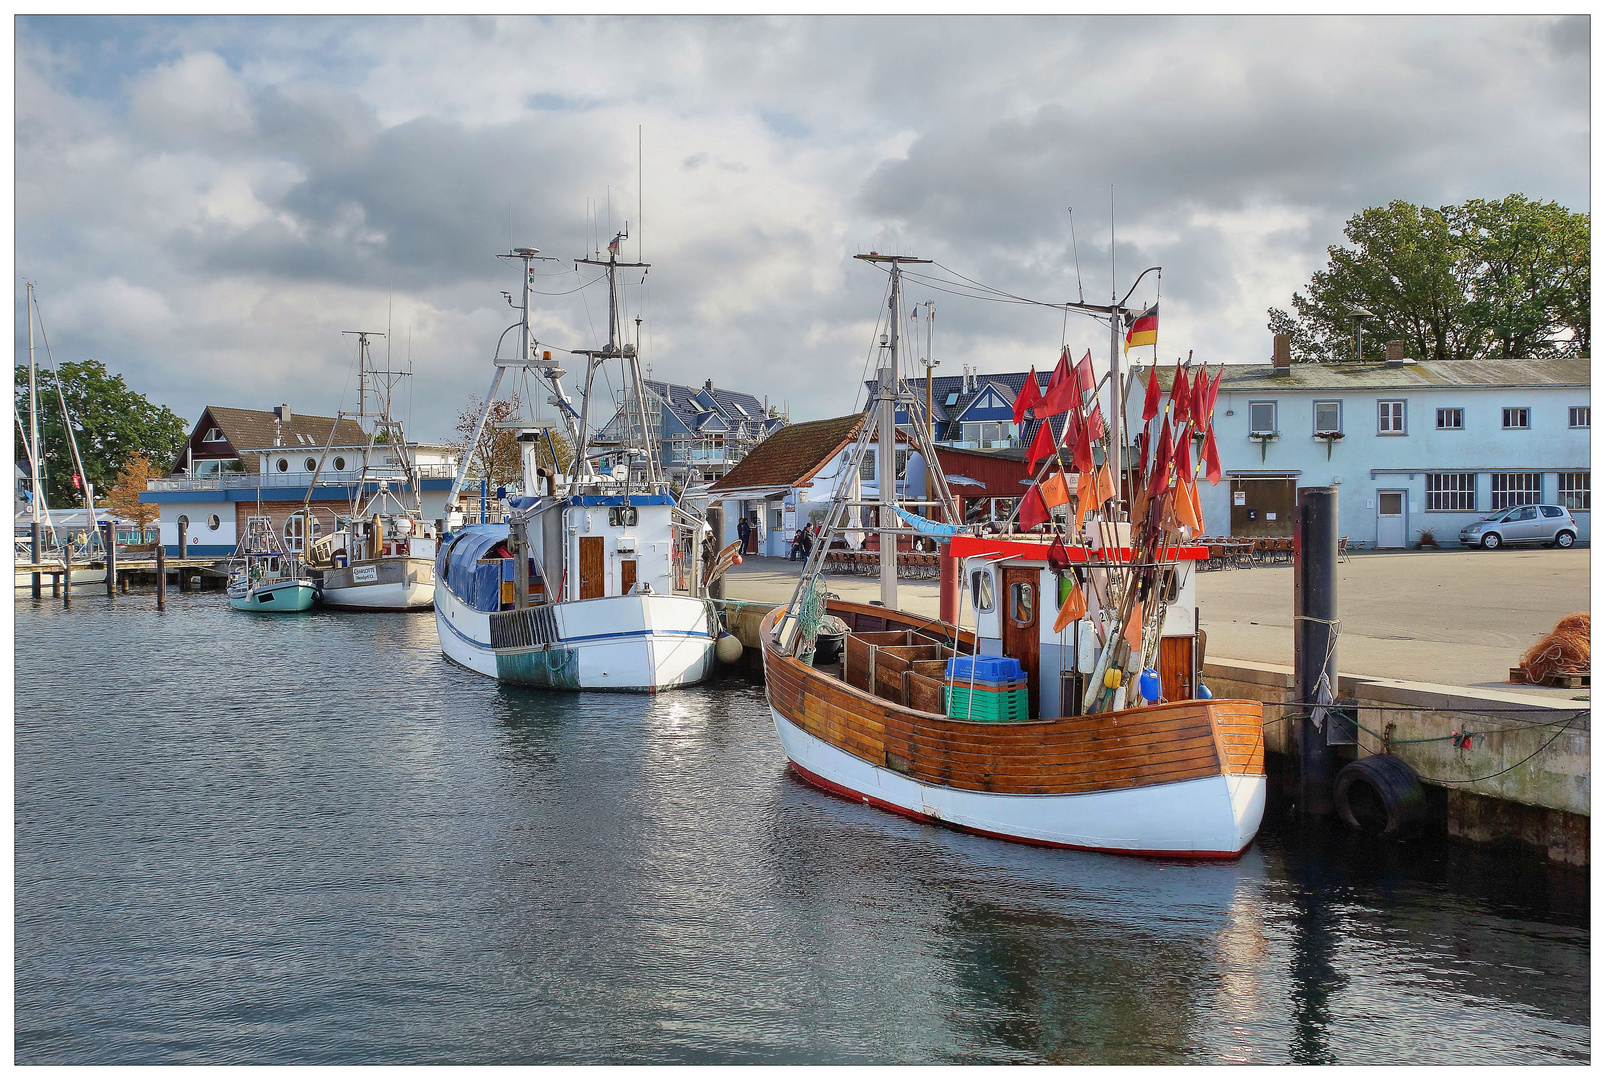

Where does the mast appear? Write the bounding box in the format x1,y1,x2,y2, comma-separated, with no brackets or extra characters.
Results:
26,283,42,570
854,253,931,608
576,228,652,492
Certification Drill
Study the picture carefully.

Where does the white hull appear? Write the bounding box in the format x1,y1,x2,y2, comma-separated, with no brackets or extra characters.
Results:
773,707,1265,857
15,566,106,588
435,583,714,692
321,579,434,610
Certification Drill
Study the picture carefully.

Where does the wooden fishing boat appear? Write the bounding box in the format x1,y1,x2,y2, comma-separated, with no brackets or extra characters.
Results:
761,251,1264,858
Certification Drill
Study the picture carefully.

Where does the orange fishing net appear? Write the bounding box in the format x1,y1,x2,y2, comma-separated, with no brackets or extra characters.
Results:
1516,612,1590,684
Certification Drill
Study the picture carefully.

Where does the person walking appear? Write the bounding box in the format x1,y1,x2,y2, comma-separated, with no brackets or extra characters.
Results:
737,515,751,555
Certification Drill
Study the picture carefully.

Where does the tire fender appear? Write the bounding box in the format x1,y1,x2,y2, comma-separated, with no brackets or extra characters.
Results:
1333,754,1429,837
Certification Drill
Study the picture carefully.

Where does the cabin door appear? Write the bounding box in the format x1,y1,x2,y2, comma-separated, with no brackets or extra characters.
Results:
579,536,605,599
1157,636,1196,702
1001,567,1040,716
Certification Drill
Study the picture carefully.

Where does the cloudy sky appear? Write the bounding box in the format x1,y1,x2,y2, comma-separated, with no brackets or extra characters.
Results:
15,15,1590,444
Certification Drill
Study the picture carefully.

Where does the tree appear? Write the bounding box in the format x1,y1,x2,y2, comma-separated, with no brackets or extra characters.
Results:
14,359,190,507
448,393,575,496
1269,196,1589,362
107,452,161,543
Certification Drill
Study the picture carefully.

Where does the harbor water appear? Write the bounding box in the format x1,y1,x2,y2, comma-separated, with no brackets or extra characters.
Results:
14,591,1590,1064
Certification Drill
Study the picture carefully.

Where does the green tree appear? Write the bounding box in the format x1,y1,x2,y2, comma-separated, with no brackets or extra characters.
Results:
14,359,190,507
448,393,575,496
1270,196,1589,362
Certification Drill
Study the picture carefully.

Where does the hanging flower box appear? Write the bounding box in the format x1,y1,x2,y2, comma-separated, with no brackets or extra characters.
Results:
1248,431,1280,462
1314,430,1345,459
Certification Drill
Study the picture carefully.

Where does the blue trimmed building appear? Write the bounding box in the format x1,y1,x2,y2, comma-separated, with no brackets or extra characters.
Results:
599,378,785,487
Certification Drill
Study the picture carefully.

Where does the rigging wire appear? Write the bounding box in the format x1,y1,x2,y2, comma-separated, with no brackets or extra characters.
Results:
850,272,895,414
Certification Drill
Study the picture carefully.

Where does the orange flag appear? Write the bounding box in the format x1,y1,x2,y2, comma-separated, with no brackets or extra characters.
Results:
1053,583,1087,632
1094,462,1117,506
1074,469,1097,526
1123,601,1145,651
1176,475,1203,532
1189,474,1206,533
1040,471,1071,508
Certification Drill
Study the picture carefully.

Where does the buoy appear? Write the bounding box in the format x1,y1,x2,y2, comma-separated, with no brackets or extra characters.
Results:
1103,667,1122,690
715,631,744,664
1196,682,1213,699
1138,668,1161,703
732,554,743,566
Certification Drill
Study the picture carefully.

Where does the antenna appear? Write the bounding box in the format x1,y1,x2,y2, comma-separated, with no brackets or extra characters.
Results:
1068,206,1084,304
638,124,644,263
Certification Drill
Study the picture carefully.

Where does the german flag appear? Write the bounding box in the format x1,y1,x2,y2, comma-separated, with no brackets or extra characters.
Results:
1124,303,1158,355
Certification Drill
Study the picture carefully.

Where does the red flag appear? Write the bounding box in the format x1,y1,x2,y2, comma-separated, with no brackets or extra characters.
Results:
1072,415,1095,473
1045,347,1071,392
1147,417,1173,498
1142,364,1161,422
1191,366,1208,424
1172,366,1191,427
1173,424,1193,481
1061,408,1081,460
1203,425,1223,484
1074,349,1096,392
1034,372,1080,419
1086,400,1106,442
1137,427,1150,479
1025,417,1056,472
1012,367,1042,426
1206,364,1224,418
1019,484,1050,530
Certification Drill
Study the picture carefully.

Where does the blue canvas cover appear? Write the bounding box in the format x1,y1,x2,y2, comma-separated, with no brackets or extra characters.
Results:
442,525,512,612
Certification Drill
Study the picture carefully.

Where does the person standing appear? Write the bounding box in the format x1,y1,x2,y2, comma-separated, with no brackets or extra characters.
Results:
737,514,750,555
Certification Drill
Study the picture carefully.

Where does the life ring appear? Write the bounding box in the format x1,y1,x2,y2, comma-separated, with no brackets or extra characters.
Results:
1333,754,1429,837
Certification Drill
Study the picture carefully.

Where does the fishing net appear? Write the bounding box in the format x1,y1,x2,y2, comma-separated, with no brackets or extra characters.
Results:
1516,611,1590,684
795,577,827,665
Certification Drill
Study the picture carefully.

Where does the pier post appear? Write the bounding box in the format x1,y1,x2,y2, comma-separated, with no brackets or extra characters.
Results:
63,546,72,608
103,522,117,597
706,505,725,600
938,541,958,626
1294,487,1339,817
156,546,167,610
31,520,41,598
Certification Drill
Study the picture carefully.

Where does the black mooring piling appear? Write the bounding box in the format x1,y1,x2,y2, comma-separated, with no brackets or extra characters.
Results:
1294,486,1339,817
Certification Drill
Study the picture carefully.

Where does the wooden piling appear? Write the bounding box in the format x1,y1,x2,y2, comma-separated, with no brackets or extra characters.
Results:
104,522,117,597
156,547,167,610
30,521,41,598
63,547,72,608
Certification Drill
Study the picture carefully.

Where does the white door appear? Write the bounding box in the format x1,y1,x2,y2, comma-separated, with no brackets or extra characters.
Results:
1376,491,1407,548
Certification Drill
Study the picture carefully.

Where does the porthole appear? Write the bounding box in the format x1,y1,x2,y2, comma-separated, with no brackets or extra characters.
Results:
305,457,317,472
208,514,221,531
333,456,346,471
277,458,289,472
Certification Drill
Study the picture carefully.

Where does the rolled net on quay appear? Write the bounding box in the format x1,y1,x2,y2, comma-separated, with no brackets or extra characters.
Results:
1516,611,1590,683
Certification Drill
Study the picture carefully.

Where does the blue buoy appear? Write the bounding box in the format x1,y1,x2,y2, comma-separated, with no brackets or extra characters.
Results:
1196,682,1214,700
1138,668,1161,703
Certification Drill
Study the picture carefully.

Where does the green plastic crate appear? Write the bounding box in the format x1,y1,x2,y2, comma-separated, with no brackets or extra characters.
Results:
945,684,1029,722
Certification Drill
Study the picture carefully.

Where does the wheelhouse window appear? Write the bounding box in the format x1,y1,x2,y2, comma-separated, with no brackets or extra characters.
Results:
1425,472,1475,511
1559,472,1590,511
1009,580,1035,625
970,569,995,613
1313,401,1341,435
1491,472,1541,511
1569,407,1590,428
1436,408,1463,430
1502,407,1530,430
1248,401,1276,435
607,507,639,527
1378,400,1406,434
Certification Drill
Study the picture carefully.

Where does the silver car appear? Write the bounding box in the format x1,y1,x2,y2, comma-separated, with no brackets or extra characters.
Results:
1459,504,1580,549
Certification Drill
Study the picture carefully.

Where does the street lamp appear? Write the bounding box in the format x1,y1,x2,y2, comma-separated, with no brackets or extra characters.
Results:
1349,304,1374,362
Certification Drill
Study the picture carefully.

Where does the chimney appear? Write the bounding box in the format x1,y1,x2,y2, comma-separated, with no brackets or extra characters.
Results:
1385,340,1406,367
274,404,292,425
704,378,714,393
1271,334,1291,375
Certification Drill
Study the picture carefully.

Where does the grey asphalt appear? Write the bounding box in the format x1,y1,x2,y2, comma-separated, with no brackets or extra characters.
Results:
721,547,1590,701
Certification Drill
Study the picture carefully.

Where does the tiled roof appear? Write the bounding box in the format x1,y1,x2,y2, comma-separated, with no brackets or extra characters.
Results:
1143,356,1589,393
207,406,368,454
708,413,864,493
871,370,1074,446
646,379,772,438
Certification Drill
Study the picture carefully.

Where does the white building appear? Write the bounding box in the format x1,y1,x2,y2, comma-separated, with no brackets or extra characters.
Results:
1125,348,1590,548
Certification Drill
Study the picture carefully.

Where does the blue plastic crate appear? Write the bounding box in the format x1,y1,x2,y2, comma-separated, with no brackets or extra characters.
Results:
945,655,1025,683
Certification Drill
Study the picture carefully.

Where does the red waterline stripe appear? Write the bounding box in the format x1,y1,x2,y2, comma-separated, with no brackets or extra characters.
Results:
785,758,1249,862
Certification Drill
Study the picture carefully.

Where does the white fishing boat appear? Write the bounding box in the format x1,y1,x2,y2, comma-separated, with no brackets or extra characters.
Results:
303,332,437,611
434,240,718,691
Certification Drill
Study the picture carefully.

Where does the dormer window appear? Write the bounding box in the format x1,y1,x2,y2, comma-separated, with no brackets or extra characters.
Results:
203,427,226,443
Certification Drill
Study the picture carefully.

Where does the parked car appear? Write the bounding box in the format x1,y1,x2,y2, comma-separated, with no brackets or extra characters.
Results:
1458,504,1579,549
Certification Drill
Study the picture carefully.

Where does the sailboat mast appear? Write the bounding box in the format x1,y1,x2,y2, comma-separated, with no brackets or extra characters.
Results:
26,283,41,531
878,267,902,607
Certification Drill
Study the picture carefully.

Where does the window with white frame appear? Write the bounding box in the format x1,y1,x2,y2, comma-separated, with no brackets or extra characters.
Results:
1502,407,1530,430
1436,408,1463,430
1569,406,1590,428
1558,472,1590,511
1378,400,1406,434
1248,401,1276,435
1491,472,1541,510
1313,400,1341,435
1425,472,1476,511
203,427,226,442
960,420,1018,447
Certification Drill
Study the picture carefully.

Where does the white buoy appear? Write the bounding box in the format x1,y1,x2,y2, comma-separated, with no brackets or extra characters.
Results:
715,631,744,664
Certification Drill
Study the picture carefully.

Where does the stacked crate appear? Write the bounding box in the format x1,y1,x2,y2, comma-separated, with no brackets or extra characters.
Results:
944,655,1029,722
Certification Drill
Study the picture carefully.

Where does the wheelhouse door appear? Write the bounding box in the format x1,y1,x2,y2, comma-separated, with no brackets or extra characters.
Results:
579,536,605,599
1001,567,1040,717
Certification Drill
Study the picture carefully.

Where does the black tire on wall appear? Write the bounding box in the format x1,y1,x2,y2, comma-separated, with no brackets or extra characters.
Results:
1333,754,1429,837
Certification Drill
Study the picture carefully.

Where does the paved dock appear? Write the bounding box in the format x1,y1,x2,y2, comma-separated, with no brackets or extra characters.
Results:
721,547,1589,701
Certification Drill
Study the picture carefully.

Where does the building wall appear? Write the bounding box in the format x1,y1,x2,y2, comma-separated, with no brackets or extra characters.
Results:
1128,379,1590,546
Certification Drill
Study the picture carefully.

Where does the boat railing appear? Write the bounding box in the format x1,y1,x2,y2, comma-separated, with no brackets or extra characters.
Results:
148,463,457,493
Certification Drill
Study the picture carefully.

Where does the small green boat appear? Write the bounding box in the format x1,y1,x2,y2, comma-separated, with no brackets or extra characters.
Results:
227,515,316,614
